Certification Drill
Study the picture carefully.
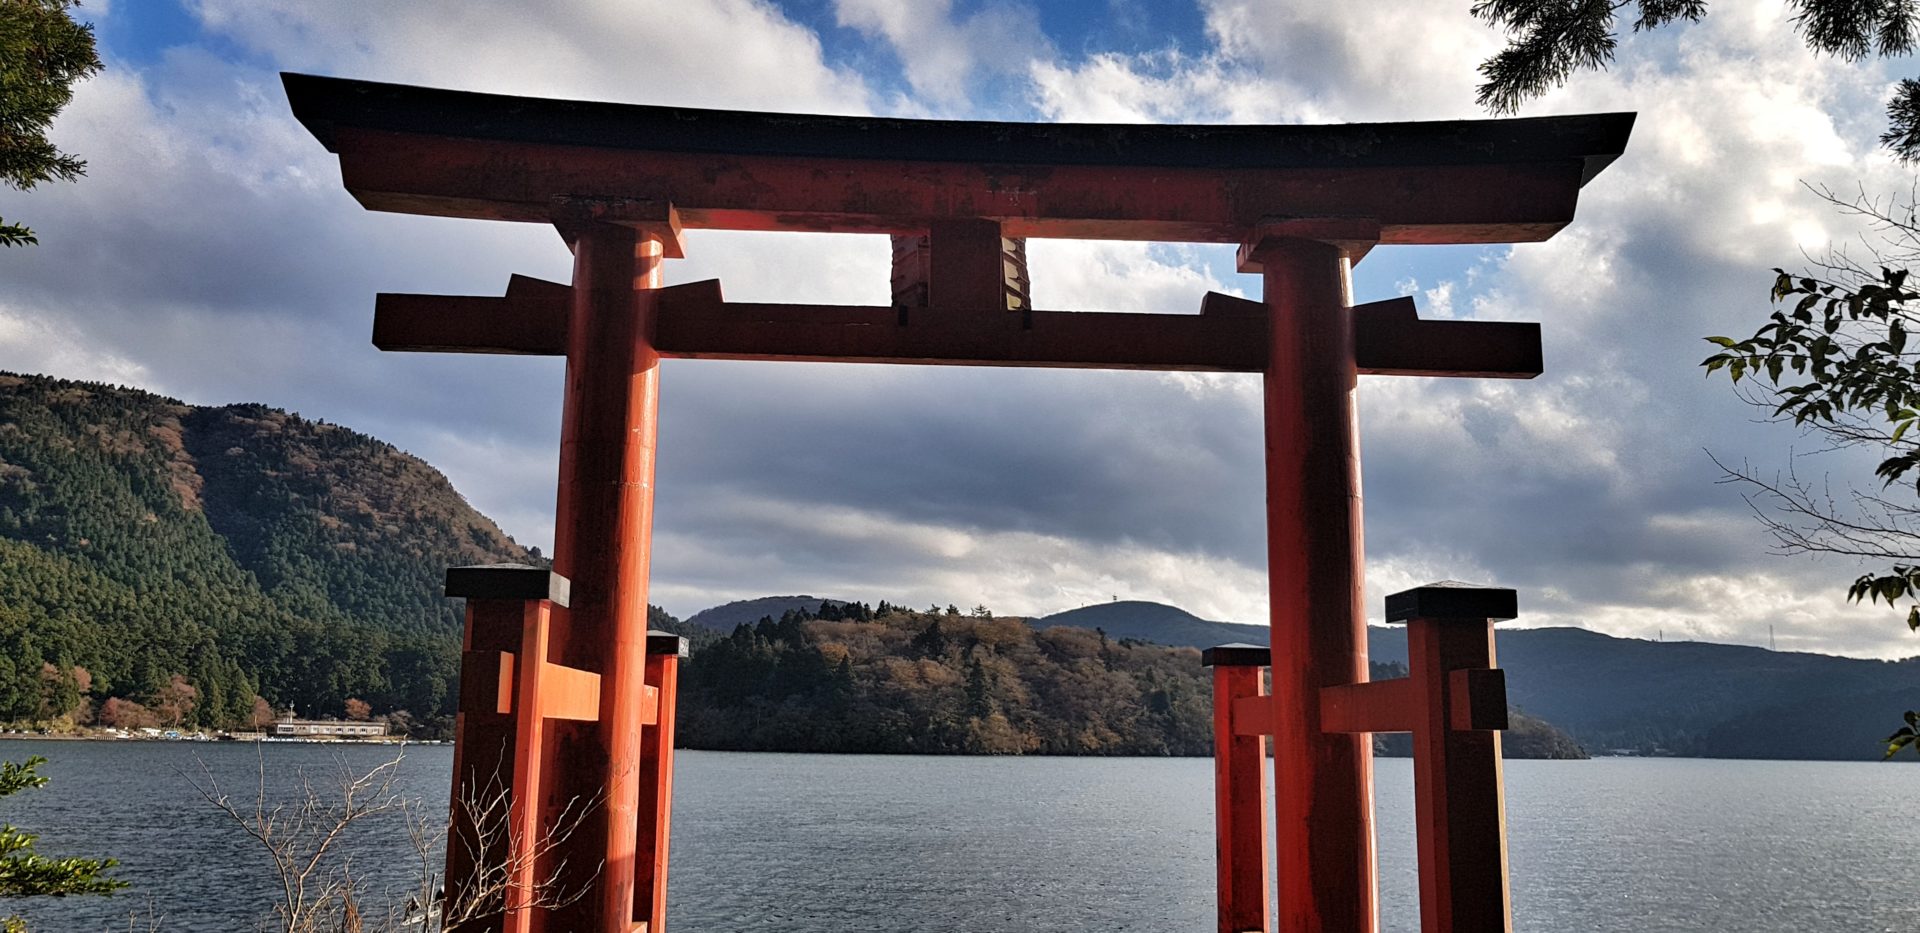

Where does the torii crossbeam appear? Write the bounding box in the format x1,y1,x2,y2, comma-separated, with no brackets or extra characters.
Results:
284,72,1631,933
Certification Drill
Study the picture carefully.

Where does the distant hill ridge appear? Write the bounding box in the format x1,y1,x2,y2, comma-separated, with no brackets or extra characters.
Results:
1019,599,1920,760
685,596,848,632
684,593,1920,759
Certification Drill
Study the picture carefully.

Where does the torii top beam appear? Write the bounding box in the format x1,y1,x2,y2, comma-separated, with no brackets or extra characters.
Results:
282,73,1632,246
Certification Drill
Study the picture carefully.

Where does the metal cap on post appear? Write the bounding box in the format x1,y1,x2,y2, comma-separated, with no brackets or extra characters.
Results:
1385,581,1516,624
445,563,572,607
645,630,690,659
1201,643,1272,667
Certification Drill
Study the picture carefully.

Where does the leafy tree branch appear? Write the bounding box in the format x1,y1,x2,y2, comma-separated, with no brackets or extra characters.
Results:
0,0,104,246
1473,0,1920,159
0,756,123,930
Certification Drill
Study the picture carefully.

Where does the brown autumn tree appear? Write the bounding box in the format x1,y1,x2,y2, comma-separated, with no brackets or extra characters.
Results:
247,696,277,730
149,674,197,727
97,697,156,730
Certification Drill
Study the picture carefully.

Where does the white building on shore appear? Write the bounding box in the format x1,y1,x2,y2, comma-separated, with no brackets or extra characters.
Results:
266,717,387,739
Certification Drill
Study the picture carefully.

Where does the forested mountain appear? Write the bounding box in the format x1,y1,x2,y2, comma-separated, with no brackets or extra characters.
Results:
0,372,535,733
1041,601,1920,760
679,603,1213,754
677,600,1582,758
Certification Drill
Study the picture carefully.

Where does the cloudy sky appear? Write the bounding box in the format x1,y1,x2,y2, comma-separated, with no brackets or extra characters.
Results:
8,0,1920,657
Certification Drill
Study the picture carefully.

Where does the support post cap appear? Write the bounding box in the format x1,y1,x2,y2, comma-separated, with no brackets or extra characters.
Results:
1236,216,1381,272
549,197,686,258
1384,580,1516,624
1201,643,1271,667
646,630,690,658
444,564,571,608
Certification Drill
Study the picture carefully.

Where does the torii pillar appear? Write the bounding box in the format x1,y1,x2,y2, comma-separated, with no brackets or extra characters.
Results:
1251,229,1376,932
544,217,670,932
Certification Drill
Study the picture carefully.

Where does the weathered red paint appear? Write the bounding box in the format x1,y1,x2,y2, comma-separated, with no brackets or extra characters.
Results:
543,223,666,933
446,598,526,933
372,287,1543,380
503,600,551,933
636,635,685,932
1408,615,1512,933
1212,662,1273,933
1318,677,1418,735
329,125,1589,246
1256,236,1376,933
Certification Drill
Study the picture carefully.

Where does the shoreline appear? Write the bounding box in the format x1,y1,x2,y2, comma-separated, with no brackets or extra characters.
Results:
0,731,431,746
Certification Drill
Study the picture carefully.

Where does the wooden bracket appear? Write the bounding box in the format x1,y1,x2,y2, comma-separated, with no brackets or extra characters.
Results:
1319,677,1417,734
462,649,603,723
1238,217,1382,270
375,291,567,355
1352,296,1541,378
1449,668,1509,731
550,197,685,258
1195,292,1543,379
1317,672,1507,735
924,218,1023,312
460,649,517,717
1230,694,1274,737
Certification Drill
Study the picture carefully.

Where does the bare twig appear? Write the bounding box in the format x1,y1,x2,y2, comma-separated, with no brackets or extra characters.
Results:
193,748,601,932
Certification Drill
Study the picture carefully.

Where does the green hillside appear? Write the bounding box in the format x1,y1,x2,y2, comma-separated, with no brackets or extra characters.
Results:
0,372,535,732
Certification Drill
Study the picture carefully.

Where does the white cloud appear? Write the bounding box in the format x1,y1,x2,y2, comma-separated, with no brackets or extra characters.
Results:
834,0,1052,105
9,0,1920,658
648,493,1270,621
187,0,872,113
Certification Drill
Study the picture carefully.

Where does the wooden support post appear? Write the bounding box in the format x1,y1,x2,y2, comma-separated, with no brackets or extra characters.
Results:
545,218,669,933
635,631,687,933
926,218,1019,311
1203,644,1274,933
1393,583,1517,933
443,565,571,933
1250,232,1376,933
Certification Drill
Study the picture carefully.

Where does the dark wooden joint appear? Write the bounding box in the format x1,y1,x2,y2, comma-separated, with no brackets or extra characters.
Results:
1385,581,1517,624
646,631,690,659
1202,643,1271,667
1449,668,1509,732
445,564,571,607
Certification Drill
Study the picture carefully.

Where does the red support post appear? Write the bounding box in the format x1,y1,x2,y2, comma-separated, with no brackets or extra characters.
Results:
544,219,669,933
1251,234,1377,933
443,565,571,933
1393,584,1516,933
1203,644,1274,933
636,631,687,933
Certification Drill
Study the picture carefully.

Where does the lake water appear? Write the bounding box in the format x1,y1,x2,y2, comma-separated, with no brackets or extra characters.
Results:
2,742,1915,932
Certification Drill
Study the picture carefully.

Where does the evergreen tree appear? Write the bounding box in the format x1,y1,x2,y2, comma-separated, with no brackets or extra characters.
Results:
964,656,992,719
0,756,122,930
0,0,103,246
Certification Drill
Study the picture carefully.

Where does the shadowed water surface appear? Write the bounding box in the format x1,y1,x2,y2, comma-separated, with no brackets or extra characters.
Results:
1,742,1913,931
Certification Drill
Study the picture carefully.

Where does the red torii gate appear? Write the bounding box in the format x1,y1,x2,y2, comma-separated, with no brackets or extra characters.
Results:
284,73,1631,933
